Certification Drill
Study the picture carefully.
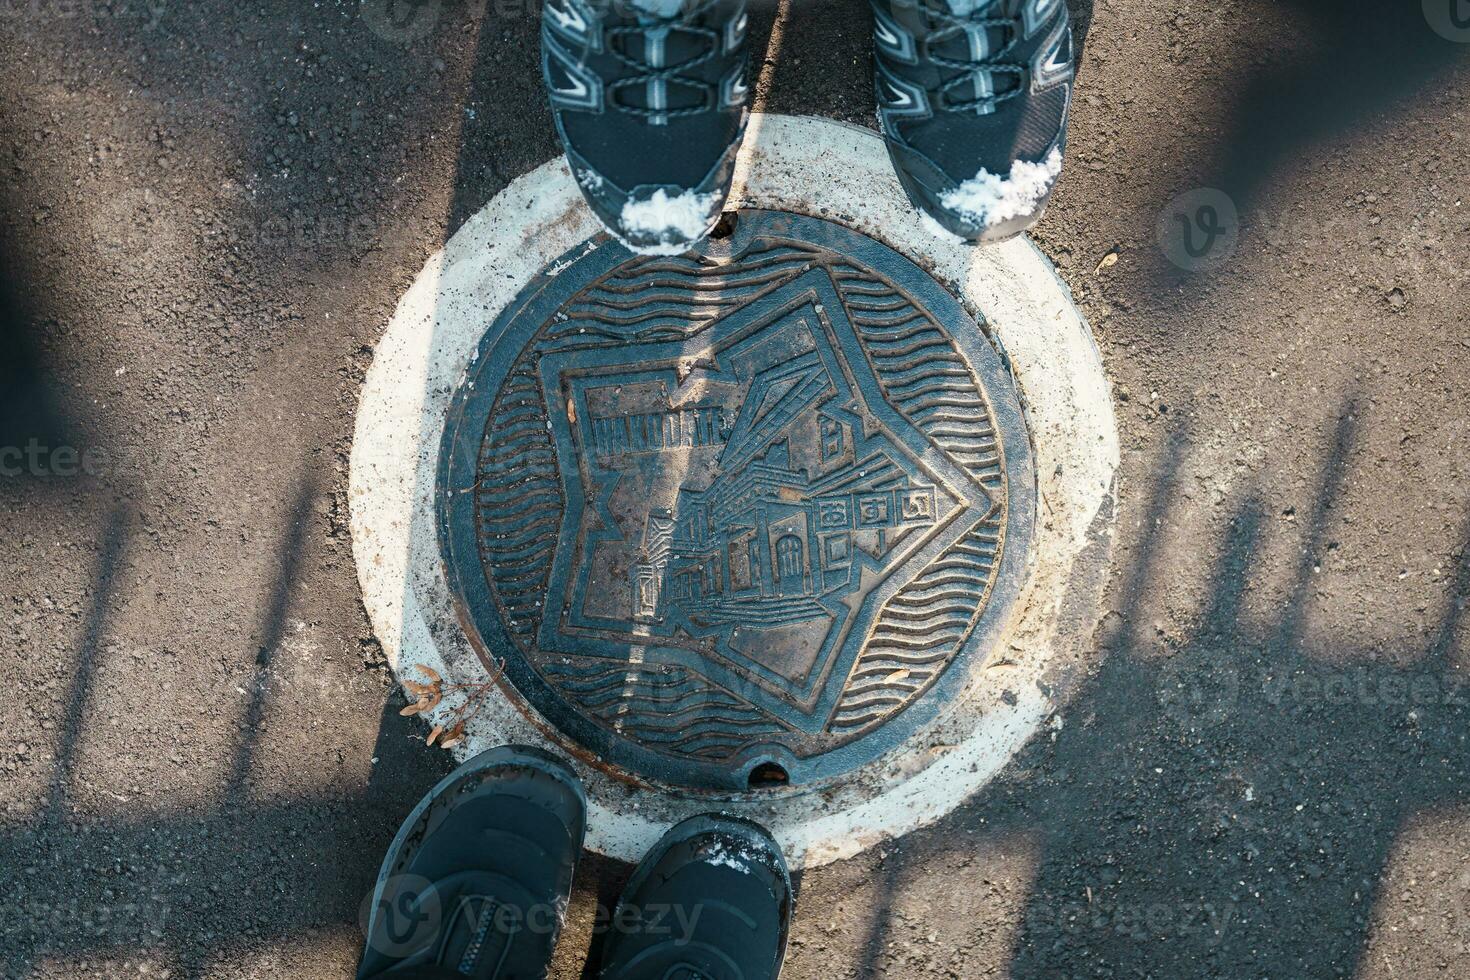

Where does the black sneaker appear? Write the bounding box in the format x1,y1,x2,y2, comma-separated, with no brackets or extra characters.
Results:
541,0,751,255
599,815,793,980
357,746,587,980
871,0,1074,244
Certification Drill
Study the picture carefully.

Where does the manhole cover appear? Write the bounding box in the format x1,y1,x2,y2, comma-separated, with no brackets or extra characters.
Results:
439,209,1035,793
354,113,1118,863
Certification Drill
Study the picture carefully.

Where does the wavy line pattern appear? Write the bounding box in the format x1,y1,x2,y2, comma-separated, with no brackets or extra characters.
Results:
542,660,787,761
474,359,563,640
827,514,1004,734
835,263,1005,491
541,244,823,346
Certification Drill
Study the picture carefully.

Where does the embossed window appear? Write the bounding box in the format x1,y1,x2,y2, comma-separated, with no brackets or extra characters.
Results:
775,534,804,593
820,414,845,462
729,536,753,591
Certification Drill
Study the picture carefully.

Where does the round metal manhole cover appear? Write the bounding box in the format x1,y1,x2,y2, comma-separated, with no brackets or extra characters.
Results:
438,209,1035,793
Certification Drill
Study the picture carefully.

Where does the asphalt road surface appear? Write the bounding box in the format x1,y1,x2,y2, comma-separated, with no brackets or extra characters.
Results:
2,1,1469,977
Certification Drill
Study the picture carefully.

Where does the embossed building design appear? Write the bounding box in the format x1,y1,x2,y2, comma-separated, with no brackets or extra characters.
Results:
631,347,939,627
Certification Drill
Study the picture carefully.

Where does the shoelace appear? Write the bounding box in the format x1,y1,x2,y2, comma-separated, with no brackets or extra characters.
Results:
604,6,723,119
917,2,1027,112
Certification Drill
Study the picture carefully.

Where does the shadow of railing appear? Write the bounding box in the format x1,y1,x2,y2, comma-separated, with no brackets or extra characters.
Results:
839,392,1470,977
0,175,89,506
43,507,130,823
2,4,1465,979
224,479,324,799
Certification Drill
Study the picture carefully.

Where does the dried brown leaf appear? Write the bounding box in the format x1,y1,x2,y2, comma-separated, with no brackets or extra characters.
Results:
399,699,429,717
438,720,466,749
426,724,444,747
415,664,443,685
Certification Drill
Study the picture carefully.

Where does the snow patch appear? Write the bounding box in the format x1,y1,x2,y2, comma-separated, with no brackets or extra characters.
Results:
619,188,718,253
939,147,1063,229
703,839,755,875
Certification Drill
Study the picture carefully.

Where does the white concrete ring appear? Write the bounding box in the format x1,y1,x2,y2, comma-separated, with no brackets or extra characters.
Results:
349,113,1118,868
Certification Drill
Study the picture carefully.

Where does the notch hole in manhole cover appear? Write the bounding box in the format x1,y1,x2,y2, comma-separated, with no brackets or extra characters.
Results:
710,211,738,239
747,762,790,790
